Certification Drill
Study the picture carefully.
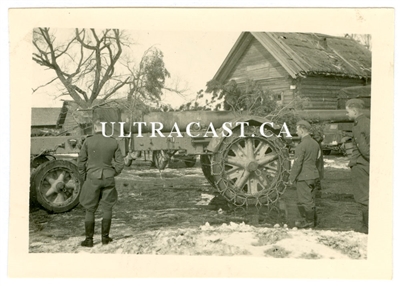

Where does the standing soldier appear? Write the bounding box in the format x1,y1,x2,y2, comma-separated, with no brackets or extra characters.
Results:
289,120,320,228
310,128,324,198
77,120,124,247
346,99,370,234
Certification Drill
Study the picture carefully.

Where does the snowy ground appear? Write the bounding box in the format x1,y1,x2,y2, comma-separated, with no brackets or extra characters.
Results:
29,154,368,259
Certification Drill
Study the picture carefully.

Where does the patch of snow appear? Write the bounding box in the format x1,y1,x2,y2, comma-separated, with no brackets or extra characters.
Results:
195,193,214,205
323,157,349,169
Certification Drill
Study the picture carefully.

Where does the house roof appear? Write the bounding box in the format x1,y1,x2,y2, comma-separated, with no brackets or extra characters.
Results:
213,32,371,82
31,107,63,127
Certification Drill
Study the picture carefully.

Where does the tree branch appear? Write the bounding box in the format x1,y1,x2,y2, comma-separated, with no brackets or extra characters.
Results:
55,36,76,59
32,77,59,93
75,29,96,50
92,29,123,102
72,85,89,101
101,76,130,102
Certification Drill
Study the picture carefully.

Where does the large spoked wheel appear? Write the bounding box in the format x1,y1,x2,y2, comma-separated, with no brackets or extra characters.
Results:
210,126,290,206
30,160,83,213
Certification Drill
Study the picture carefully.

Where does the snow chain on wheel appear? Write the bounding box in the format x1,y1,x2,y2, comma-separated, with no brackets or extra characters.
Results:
200,154,216,187
210,125,290,207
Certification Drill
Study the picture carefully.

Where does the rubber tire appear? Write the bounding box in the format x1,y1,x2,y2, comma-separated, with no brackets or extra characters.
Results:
30,155,50,169
30,160,83,213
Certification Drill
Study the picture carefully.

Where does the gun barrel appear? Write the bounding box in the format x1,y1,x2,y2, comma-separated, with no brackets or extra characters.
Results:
123,111,238,133
296,109,370,122
121,109,371,134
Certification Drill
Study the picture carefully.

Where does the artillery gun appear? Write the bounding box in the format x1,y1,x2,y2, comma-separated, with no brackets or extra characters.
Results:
30,85,370,213
30,108,293,212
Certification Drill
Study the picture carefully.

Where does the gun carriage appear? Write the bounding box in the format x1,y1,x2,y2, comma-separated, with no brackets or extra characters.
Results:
30,97,369,213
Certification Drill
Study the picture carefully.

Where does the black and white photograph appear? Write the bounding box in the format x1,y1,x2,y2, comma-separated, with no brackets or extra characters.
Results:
7,7,394,279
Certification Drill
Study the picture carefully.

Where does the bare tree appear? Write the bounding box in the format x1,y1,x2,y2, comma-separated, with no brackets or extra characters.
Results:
33,28,129,108
345,33,372,50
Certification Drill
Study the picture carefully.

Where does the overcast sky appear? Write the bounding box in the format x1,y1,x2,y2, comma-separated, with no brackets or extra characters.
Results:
32,30,241,108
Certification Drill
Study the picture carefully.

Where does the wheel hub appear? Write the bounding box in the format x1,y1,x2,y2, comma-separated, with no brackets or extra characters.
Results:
56,182,65,191
246,161,259,172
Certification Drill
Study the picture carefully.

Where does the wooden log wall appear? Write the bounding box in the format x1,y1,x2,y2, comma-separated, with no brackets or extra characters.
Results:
297,76,366,110
222,37,368,111
226,38,292,97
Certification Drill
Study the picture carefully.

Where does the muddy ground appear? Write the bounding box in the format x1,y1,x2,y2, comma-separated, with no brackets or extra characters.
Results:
29,154,368,259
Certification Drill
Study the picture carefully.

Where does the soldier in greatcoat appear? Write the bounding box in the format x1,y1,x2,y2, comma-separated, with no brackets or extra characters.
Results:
346,99,370,234
289,120,320,228
77,120,124,247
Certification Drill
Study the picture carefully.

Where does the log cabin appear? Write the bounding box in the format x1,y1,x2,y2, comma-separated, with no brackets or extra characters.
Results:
210,32,371,110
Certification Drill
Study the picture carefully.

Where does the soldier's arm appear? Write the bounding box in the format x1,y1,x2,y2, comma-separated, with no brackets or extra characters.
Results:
357,120,370,160
348,126,361,167
113,144,124,176
289,144,305,183
77,140,88,176
348,144,358,167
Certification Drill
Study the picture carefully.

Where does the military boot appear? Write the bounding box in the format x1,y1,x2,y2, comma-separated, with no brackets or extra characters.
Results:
313,207,318,227
359,205,369,234
295,204,307,227
101,219,113,245
81,221,94,247
315,179,322,198
296,210,315,229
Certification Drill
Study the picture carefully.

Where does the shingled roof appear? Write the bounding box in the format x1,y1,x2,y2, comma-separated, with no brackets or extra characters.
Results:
213,32,371,81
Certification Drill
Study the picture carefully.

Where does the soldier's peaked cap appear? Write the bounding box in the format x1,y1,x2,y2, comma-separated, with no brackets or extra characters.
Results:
296,120,311,129
346,98,364,107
